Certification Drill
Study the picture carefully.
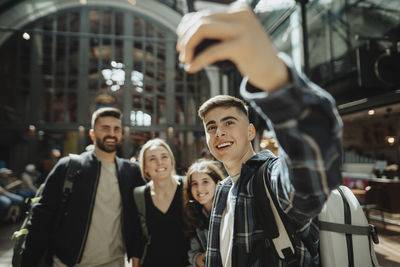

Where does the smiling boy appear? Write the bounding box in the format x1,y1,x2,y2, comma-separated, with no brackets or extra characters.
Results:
177,2,343,267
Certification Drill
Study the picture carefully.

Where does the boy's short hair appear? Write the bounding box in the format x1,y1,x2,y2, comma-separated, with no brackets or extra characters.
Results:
91,107,122,129
198,95,249,120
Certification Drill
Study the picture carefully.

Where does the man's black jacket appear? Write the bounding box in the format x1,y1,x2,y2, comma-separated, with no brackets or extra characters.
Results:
21,151,144,266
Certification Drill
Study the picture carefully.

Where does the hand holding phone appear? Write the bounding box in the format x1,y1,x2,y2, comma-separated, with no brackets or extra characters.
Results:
183,0,236,71
176,2,290,92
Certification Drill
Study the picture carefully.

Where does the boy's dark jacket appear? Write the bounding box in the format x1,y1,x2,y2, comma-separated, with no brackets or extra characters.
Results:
21,151,144,266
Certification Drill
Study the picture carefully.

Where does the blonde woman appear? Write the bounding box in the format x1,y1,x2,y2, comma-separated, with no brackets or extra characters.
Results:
183,160,225,267
132,138,189,267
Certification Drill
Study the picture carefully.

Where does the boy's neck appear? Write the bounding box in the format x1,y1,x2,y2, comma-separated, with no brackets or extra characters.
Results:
223,146,256,178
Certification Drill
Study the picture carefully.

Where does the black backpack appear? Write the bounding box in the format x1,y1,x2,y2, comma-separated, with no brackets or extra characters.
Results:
11,154,81,267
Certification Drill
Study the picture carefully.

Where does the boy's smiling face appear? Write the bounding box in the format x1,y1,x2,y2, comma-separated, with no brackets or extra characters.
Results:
203,106,255,167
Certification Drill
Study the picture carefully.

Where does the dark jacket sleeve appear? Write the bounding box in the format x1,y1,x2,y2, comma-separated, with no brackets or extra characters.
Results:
21,156,70,267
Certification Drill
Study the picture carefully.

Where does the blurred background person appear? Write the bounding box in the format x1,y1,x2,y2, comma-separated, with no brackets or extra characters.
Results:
0,167,35,199
0,187,12,221
0,181,23,223
21,164,41,191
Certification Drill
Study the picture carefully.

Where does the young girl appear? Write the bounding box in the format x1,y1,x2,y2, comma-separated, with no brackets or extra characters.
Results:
132,138,189,267
183,160,225,267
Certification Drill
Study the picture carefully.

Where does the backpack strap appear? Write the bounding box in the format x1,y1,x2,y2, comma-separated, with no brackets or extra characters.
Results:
253,161,298,266
51,154,81,242
133,184,150,265
319,221,372,235
254,162,279,239
339,186,354,267
59,154,81,208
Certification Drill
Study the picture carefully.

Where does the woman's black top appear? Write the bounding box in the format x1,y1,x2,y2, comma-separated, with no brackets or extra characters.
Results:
142,180,189,267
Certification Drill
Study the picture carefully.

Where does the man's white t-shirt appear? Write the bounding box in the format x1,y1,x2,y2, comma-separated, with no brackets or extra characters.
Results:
53,160,125,267
219,174,240,267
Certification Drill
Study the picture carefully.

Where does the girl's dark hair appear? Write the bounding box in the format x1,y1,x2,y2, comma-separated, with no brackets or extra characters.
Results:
183,160,225,238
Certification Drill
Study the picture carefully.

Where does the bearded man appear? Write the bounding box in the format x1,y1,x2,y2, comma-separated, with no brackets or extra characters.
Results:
21,107,144,267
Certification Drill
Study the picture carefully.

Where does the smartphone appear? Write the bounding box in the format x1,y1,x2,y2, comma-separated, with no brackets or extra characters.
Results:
184,0,236,71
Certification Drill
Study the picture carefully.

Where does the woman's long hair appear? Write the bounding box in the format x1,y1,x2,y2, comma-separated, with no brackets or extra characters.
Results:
183,160,225,238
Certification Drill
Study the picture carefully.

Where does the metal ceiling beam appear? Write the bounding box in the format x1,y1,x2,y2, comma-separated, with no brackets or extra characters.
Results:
296,0,310,75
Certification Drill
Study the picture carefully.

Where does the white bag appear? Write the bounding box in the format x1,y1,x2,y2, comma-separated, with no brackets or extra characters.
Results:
256,162,379,267
319,185,379,267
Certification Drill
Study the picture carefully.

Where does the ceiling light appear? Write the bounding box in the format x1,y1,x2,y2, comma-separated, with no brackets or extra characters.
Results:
368,110,375,115
22,32,30,40
387,136,395,145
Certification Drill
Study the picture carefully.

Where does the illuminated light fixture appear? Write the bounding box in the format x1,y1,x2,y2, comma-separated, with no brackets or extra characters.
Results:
29,125,36,131
111,84,120,91
102,64,143,93
52,149,61,158
22,32,30,40
128,0,136,6
130,110,151,126
387,136,395,145
368,109,375,116
168,126,174,137
80,0,87,4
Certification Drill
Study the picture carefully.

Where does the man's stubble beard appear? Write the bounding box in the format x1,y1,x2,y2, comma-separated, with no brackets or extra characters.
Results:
95,136,122,153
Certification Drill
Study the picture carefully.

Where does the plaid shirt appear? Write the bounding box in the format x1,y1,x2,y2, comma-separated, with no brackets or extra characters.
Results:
205,53,343,267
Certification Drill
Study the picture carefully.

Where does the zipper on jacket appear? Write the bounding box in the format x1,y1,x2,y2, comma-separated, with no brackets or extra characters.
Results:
75,161,101,264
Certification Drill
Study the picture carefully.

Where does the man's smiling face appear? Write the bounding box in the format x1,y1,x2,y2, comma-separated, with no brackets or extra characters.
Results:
203,106,255,165
92,116,122,153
